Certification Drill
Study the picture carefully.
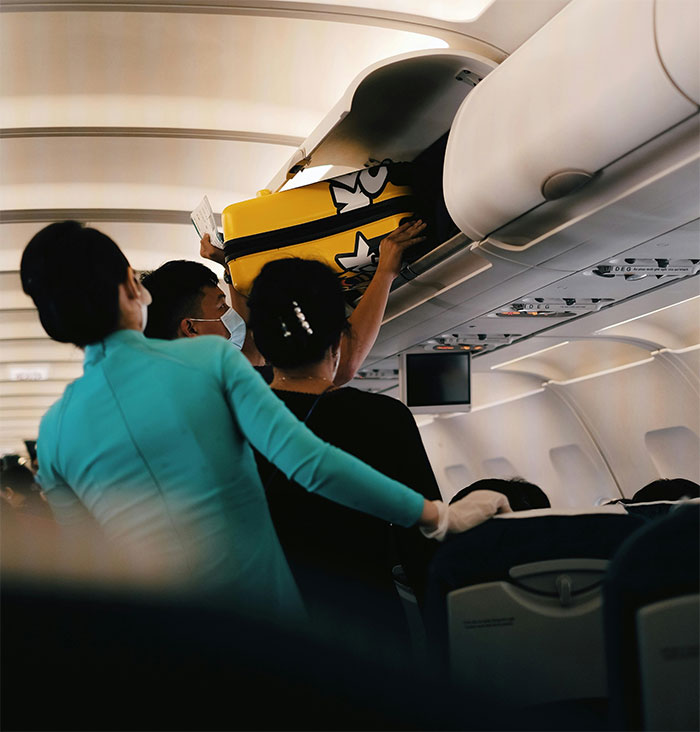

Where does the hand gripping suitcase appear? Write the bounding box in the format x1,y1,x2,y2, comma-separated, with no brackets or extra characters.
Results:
222,163,414,296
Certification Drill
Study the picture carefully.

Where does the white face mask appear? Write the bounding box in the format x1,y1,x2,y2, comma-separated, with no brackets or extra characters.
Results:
189,308,247,350
140,301,149,333
220,307,247,350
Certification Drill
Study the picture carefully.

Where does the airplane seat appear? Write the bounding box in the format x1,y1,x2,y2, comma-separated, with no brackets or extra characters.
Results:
448,558,610,705
423,510,646,714
622,480,700,522
392,564,428,665
623,497,700,522
603,504,700,731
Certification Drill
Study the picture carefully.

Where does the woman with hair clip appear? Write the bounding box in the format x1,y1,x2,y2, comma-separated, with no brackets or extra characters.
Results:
20,221,509,624
246,253,478,648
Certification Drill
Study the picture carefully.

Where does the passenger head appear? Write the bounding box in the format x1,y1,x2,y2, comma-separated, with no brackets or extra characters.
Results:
141,260,238,342
247,258,350,370
450,478,550,512
632,478,700,503
21,221,149,347
0,455,51,517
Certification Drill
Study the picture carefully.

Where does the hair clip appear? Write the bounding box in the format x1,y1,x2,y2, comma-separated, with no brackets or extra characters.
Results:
292,301,313,335
279,318,291,338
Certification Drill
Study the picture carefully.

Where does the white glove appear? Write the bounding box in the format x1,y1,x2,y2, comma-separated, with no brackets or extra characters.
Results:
420,490,512,542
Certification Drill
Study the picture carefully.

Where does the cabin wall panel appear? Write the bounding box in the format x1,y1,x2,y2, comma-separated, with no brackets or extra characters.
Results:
556,359,700,496
418,391,618,508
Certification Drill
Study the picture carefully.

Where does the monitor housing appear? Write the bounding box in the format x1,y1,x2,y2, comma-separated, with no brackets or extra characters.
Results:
398,350,472,415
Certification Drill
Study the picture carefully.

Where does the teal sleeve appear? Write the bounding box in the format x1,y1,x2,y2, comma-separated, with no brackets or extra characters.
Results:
218,348,425,528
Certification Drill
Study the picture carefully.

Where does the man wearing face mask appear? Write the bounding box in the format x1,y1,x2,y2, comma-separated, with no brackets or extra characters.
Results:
141,260,263,367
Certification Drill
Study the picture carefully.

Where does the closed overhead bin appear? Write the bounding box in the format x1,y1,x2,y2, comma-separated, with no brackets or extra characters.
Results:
443,0,700,245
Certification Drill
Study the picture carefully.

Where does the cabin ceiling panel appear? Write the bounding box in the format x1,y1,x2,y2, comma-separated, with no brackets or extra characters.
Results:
0,363,83,381
0,0,571,56
0,273,34,310
469,371,544,407
0,340,83,364
595,295,700,351
490,340,654,382
1,11,447,135
0,395,62,409
0,222,219,274
262,0,496,23
0,381,70,397
0,137,297,211
0,309,46,340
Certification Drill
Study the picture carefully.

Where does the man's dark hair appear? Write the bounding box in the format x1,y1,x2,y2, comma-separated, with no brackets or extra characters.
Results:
141,261,219,340
21,221,130,347
632,478,699,503
450,477,550,512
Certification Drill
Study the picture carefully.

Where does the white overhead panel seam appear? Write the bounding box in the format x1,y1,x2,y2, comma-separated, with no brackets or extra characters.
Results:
0,127,305,147
0,209,203,225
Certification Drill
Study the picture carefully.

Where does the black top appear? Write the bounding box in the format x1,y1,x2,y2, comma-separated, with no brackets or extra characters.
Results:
254,387,440,639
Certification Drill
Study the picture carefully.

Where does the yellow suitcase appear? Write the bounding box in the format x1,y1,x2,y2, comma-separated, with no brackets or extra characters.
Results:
222,163,414,296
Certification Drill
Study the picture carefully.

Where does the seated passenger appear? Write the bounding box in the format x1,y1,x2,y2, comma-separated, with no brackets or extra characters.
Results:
20,221,505,626
631,477,699,503
0,455,53,521
450,477,550,512
245,256,451,648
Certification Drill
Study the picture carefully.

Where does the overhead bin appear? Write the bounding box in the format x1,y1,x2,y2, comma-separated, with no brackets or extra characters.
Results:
266,49,498,191
443,0,700,247
221,50,499,300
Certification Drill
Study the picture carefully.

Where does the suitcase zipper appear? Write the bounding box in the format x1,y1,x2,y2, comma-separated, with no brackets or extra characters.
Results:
224,195,415,261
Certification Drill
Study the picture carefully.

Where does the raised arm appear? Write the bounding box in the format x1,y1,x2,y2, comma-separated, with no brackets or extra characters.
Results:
334,220,426,386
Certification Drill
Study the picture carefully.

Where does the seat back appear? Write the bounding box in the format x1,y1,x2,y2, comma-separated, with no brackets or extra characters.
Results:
448,559,609,706
636,593,700,731
603,505,700,730
392,564,428,664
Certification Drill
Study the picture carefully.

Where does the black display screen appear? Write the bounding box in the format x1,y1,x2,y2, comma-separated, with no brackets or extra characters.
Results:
404,352,471,408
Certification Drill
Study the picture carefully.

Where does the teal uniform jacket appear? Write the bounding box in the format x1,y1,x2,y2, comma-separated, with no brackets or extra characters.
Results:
36,330,424,620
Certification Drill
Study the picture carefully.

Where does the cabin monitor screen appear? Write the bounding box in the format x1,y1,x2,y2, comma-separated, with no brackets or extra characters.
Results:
400,351,471,414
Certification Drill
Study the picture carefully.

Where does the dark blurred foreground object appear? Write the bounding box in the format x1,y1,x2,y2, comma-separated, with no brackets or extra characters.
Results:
449,477,550,512
603,504,699,731
1,577,524,732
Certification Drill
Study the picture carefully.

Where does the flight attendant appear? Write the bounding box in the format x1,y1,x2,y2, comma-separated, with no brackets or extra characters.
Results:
20,221,509,622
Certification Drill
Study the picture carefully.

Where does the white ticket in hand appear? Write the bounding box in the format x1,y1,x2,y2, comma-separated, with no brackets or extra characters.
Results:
191,196,224,249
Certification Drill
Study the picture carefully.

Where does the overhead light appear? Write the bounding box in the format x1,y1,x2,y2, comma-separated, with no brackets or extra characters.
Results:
490,341,570,370
595,295,700,333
